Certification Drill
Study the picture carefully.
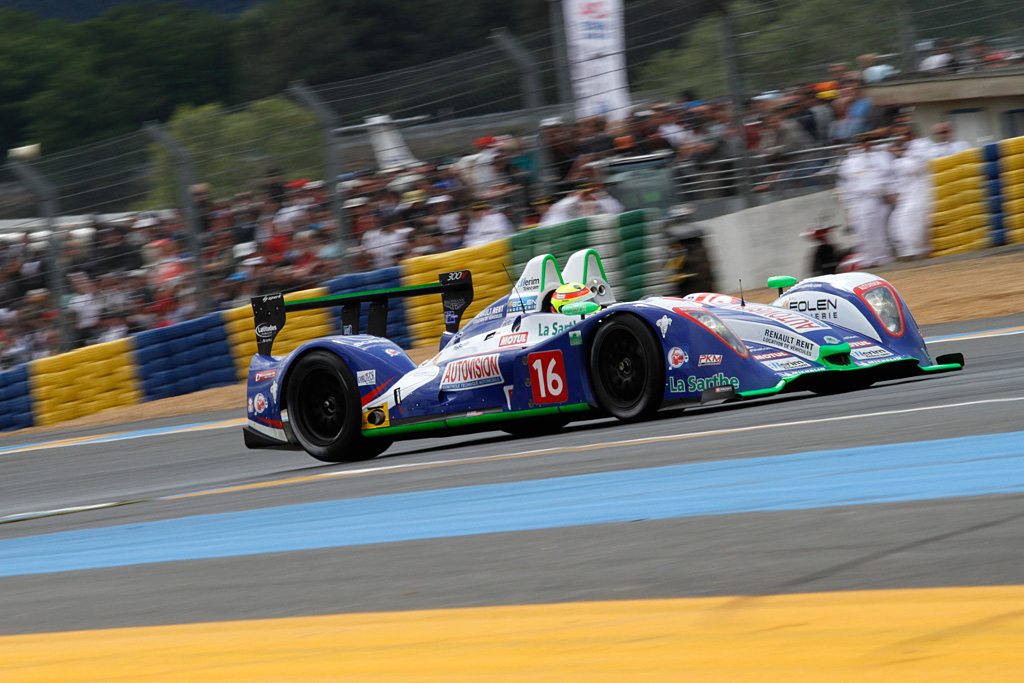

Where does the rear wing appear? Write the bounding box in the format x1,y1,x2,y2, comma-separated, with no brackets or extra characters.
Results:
251,270,473,355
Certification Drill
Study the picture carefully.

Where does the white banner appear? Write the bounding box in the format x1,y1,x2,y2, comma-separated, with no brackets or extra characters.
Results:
562,0,632,122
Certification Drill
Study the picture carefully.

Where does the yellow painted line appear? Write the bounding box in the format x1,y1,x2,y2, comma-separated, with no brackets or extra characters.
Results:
0,418,246,457
2,586,1022,681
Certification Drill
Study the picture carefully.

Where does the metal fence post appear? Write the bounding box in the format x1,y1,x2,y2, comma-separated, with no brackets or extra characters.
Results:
718,3,756,208
5,159,72,352
287,81,349,274
491,28,552,200
897,0,917,74
143,122,211,315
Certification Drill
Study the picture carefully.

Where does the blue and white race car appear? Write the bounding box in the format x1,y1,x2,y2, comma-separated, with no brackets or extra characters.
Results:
243,248,963,462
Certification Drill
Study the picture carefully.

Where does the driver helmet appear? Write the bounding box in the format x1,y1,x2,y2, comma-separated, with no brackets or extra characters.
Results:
550,282,594,312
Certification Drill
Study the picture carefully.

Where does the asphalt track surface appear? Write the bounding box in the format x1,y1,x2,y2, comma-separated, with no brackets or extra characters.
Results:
1,314,1023,679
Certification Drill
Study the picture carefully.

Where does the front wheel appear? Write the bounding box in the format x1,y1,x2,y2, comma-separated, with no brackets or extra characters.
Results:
588,314,664,420
286,350,391,462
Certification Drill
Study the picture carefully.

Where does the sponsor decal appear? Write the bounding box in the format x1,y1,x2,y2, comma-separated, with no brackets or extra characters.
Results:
519,276,541,291
385,348,401,356
735,303,828,331
253,392,268,414
753,351,789,360
247,397,253,413
254,369,277,382
852,346,892,360
357,369,376,386
504,385,514,410
656,315,672,338
528,350,568,404
477,303,506,322
537,319,575,337
698,354,722,367
853,279,887,296
446,296,467,309
669,373,740,393
444,310,458,325
255,323,278,339
763,358,811,372
787,298,840,320
569,330,582,346
823,335,840,344
761,328,817,359
668,347,689,369
440,354,503,391
508,295,538,313
684,293,740,305
270,381,278,401
343,325,354,335
849,340,873,348
499,332,529,347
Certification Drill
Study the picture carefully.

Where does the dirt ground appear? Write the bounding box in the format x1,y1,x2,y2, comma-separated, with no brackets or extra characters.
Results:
11,248,1022,438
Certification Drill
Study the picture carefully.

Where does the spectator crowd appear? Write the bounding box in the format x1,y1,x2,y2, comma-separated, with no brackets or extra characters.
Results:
1,38,1016,370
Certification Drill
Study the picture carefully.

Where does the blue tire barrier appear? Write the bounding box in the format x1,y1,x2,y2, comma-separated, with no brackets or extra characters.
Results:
0,364,33,431
133,312,237,401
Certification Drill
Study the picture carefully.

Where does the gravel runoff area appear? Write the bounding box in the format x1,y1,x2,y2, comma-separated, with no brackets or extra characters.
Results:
10,247,1022,437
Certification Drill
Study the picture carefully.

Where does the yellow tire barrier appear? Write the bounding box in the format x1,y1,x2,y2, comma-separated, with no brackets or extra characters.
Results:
931,236,990,257
400,239,511,350
29,337,143,427
931,227,987,252
223,287,334,380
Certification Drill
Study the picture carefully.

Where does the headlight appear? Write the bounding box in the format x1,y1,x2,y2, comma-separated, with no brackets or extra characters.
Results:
679,308,749,356
859,284,904,336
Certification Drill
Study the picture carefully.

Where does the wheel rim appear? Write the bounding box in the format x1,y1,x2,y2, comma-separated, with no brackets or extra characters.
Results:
294,366,347,446
596,327,649,409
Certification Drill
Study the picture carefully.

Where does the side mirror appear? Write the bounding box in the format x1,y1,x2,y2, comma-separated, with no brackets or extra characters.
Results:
559,301,601,317
767,275,797,297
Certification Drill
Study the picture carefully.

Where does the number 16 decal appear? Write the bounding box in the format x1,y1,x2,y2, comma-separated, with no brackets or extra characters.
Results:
528,350,568,404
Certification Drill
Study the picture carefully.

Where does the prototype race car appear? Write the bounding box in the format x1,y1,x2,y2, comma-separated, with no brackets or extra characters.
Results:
243,248,963,462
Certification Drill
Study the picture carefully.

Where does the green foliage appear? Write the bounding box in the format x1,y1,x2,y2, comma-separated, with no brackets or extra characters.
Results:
146,96,322,208
638,0,899,100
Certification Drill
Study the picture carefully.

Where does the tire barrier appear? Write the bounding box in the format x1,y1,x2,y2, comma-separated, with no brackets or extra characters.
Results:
0,364,33,432
222,287,335,380
930,136,1024,255
29,338,143,427
324,266,410,349
401,240,511,350
998,137,1024,245
133,313,237,401
929,149,989,258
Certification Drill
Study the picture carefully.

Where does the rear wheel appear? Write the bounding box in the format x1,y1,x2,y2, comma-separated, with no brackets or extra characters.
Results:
286,351,391,462
588,315,664,420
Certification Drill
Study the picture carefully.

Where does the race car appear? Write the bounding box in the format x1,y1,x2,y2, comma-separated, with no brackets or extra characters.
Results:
243,248,963,462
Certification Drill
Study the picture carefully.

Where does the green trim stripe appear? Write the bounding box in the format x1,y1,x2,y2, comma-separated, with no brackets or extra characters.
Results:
363,403,591,438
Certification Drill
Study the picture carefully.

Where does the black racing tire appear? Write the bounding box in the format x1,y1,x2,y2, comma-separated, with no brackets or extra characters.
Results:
286,350,391,462
588,314,664,420
501,416,570,438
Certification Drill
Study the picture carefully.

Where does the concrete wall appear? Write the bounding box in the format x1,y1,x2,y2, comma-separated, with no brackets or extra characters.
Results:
700,190,848,290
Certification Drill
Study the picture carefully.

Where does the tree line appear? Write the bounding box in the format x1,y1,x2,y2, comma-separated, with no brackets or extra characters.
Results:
0,0,549,155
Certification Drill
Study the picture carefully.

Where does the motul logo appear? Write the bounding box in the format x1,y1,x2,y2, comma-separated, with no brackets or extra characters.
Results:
499,333,528,347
